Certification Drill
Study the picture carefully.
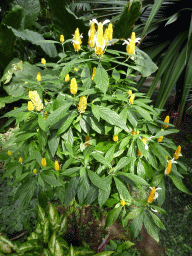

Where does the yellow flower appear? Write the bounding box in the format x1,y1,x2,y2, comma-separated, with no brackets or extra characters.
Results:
120,199,126,207
122,32,141,55
163,116,169,129
74,68,78,71
54,161,60,171
33,169,37,174
132,130,136,135
60,35,64,43
113,135,118,142
19,157,23,163
104,28,109,46
137,131,140,134
147,187,162,204
8,150,11,156
95,22,105,55
128,90,132,95
78,96,87,113
28,101,34,111
157,136,163,142
29,91,43,111
41,158,46,167
88,21,96,48
107,23,113,41
44,111,48,120
142,138,147,144
165,160,172,175
173,145,182,160
36,72,41,82
72,28,82,52
129,94,135,105
41,58,46,65
70,78,78,95
65,74,70,82
85,135,90,147
25,82,28,84
92,67,97,81
14,107,16,110
137,149,142,157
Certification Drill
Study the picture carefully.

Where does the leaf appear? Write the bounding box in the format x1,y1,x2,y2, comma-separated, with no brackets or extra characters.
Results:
83,115,104,134
125,207,144,221
57,111,77,135
134,105,152,121
15,132,36,142
105,207,122,228
150,174,164,187
77,168,90,205
84,184,99,205
91,152,112,168
81,65,92,89
48,131,60,157
169,175,190,194
137,159,146,179
113,176,131,201
149,211,166,230
91,104,100,121
143,211,159,243
98,176,112,208
38,113,46,132
113,0,141,40
42,172,61,187
98,106,128,131
126,108,137,127
135,47,158,77
116,172,149,186
13,0,40,29
150,143,167,167
64,176,80,207
130,212,144,240
87,170,106,191
8,27,57,57
94,63,109,94
45,102,72,127
79,117,90,133
114,157,133,172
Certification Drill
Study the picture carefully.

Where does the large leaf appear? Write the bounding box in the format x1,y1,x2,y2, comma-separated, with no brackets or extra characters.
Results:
129,211,144,240
169,175,190,194
143,211,159,242
113,0,141,39
113,176,131,201
77,168,90,205
87,170,106,191
64,176,80,207
94,63,109,94
48,0,88,44
8,27,57,57
98,176,112,208
13,0,40,29
105,206,122,228
117,172,149,186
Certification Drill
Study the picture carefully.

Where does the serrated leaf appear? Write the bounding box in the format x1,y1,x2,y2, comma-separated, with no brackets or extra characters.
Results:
126,108,137,127
130,212,144,240
98,176,112,208
144,211,159,242
87,170,106,191
113,176,131,201
94,63,109,94
169,175,190,194
149,211,166,230
91,152,112,168
64,176,80,207
134,105,152,121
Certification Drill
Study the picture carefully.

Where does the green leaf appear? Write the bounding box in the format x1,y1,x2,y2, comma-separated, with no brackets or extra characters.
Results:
116,172,149,186
48,203,60,232
57,111,78,135
77,168,90,205
150,205,167,215
81,65,92,89
150,143,167,167
169,175,190,194
48,131,60,157
98,106,128,132
112,68,120,82
94,63,109,94
15,132,36,142
8,27,57,57
130,212,144,240
141,160,153,179
113,176,131,201
91,152,112,168
125,207,144,221
79,117,90,133
91,104,100,121
126,108,137,127
38,113,46,132
64,176,80,207
84,184,99,205
61,167,80,177
42,172,61,187
14,0,40,29
114,157,133,172
134,105,152,121
87,170,106,191
150,174,164,187
149,211,166,230
143,211,159,243
45,102,72,127
83,115,105,134
105,206,122,228
98,176,112,208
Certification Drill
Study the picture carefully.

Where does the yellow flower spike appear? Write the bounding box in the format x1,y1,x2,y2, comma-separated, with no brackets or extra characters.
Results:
129,94,135,105
157,136,163,142
120,199,126,207
25,82,28,84
78,96,87,114
36,72,41,82
41,58,46,65
95,22,105,55
173,145,182,160
137,131,140,134
142,138,147,144
122,32,141,55
113,135,118,142
74,68,78,71
70,78,78,95
166,155,168,160
128,90,132,95
85,135,90,147
28,101,34,111
60,35,64,43
137,149,142,157
33,169,37,174
41,158,47,167
165,160,172,175
163,116,169,129
37,128,39,132
104,28,109,46
88,22,96,48
8,150,11,156
132,130,136,135
19,157,23,163
14,107,17,110
65,74,70,82
72,28,82,52
28,91,43,111
107,23,113,41
92,67,97,81
54,161,60,171
147,187,156,204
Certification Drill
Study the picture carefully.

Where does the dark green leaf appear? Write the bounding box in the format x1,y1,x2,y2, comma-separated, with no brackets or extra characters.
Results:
105,207,122,228
87,170,106,191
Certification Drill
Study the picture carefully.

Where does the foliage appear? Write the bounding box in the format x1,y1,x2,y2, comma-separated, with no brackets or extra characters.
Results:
0,14,190,245
106,239,141,256
0,202,114,255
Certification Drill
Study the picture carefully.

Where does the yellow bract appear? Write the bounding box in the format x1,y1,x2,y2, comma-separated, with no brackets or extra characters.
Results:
163,116,169,129
173,145,181,159
41,58,46,65
142,138,147,144
137,149,142,157
92,67,97,81
132,130,136,135
73,28,82,52
41,158,47,167
128,90,132,95
65,74,70,82
29,91,43,111
78,96,87,113
19,157,23,163
33,169,37,174
54,161,60,171
8,150,11,156
60,35,64,43
36,72,41,82
28,101,34,111
88,22,96,48
70,78,78,95
129,94,135,105
113,135,118,142
165,160,172,175
120,199,126,207
147,187,156,204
